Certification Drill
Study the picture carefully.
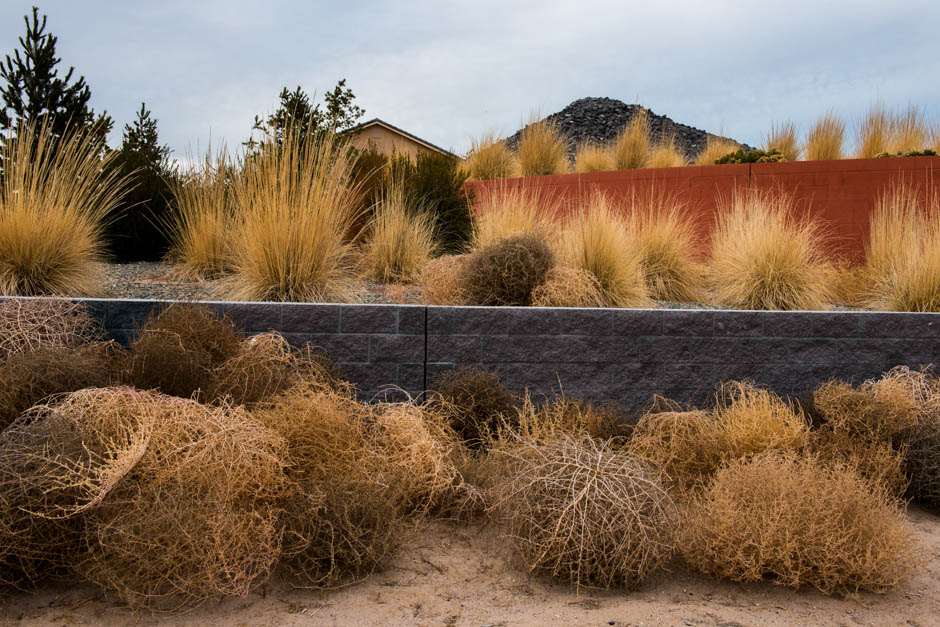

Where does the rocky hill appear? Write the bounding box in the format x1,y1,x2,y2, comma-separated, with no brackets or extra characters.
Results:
506,97,752,161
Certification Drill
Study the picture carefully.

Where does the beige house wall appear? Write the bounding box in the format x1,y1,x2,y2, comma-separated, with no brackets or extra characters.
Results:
350,125,436,158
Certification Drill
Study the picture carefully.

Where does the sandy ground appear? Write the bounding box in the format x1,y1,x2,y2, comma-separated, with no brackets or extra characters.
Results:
1,507,937,627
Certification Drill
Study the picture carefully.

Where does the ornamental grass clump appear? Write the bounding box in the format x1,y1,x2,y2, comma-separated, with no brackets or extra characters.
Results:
681,452,918,595
625,190,703,302
0,121,131,296
492,434,677,591
855,104,894,158
647,134,686,168
892,105,929,154
516,116,569,177
709,189,833,310
764,120,800,161
167,148,235,278
462,233,554,306
863,183,940,312
225,125,361,302
465,133,518,180
804,112,845,161
470,184,561,252
693,136,740,166
361,180,436,283
563,192,650,308
574,142,613,173
612,109,650,170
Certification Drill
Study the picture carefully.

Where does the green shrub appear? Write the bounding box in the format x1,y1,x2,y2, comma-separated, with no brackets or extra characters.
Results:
714,148,785,164
462,234,554,306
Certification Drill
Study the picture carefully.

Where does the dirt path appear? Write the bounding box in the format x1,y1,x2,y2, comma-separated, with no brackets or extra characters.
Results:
1,507,937,627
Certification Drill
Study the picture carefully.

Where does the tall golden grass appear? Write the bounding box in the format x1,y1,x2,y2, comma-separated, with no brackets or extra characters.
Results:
470,184,562,252
222,126,361,302
709,189,833,310
864,182,940,311
562,192,650,307
855,104,893,158
765,121,801,161
693,136,740,166
465,133,518,180
361,179,436,283
612,109,650,170
892,105,929,154
574,142,613,173
647,134,686,168
805,112,845,161
0,121,130,296
516,117,569,177
625,189,703,302
167,148,235,279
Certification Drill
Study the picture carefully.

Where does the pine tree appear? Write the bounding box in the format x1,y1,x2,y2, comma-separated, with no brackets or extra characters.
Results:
0,6,112,142
105,103,175,262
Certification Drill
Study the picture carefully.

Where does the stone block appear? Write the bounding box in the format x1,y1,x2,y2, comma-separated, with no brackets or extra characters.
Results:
340,305,398,334
281,303,340,333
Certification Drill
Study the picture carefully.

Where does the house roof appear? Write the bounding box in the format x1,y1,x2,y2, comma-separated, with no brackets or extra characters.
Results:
350,118,458,158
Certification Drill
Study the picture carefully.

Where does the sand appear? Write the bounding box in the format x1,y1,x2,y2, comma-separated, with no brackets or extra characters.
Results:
1,507,937,627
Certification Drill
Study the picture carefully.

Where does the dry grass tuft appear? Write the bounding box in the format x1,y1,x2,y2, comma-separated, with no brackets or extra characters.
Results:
0,298,101,359
647,134,686,168
708,189,833,310
531,266,606,307
863,182,940,311
765,121,801,161
167,148,235,279
574,142,613,173
361,180,436,283
223,126,361,302
419,254,471,305
625,191,703,302
612,109,651,170
0,121,131,296
693,136,741,166
805,112,845,161
492,435,677,591
892,105,929,154
430,367,518,448
127,304,242,399
562,192,650,308
0,388,286,608
462,233,555,306
855,104,894,158
509,393,631,445
681,452,918,595
516,117,570,177
465,133,518,180
470,184,562,252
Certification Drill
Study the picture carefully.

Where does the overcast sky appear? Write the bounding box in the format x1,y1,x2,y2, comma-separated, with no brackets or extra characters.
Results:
1,0,938,162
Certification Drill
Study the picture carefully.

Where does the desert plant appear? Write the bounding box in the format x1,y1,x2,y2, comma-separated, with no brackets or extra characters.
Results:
0,121,130,296
492,434,677,590
361,180,436,283
419,253,471,305
714,148,784,164
0,298,101,358
509,392,630,444
612,109,650,170
693,136,740,166
681,452,918,595
855,104,894,158
625,190,703,302
863,182,940,311
901,419,940,507
462,233,555,306
708,189,833,310
431,367,518,448
574,142,613,173
470,184,561,252
127,304,242,399
804,112,845,161
647,134,686,168
224,124,361,302
516,116,569,176
892,105,928,154
531,266,606,307
764,120,800,161
167,147,235,278
712,380,810,460
465,133,517,180
562,192,650,307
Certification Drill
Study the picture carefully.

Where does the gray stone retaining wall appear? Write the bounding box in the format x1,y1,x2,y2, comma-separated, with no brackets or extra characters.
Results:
17,298,940,409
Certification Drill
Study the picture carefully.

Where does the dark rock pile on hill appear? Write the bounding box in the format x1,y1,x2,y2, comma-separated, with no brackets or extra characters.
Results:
506,97,752,161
